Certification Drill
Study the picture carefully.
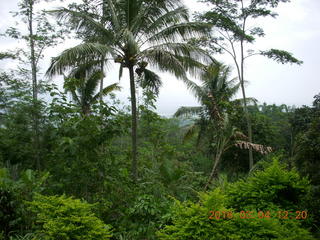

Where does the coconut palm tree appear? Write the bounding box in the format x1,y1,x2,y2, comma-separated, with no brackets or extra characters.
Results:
174,63,239,131
63,61,120,116
175,63,272,189
46,0,211,180
175,63,243,188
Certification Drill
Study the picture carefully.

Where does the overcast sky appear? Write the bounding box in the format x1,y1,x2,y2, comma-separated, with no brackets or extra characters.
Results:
0,0,319,116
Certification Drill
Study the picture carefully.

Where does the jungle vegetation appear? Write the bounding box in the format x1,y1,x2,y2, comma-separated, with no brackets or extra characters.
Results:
0,0,318,239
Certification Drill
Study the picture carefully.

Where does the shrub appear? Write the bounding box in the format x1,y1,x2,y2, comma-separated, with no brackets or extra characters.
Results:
226,159,310,211
157,160,315,240
0,168,46,239
28,194,112,240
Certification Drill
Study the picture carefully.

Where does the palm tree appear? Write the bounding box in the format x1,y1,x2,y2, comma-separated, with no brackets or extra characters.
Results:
175,63,241,186
47,0,211,181
175,63,239,131
175,63,272,189
63,61,120,116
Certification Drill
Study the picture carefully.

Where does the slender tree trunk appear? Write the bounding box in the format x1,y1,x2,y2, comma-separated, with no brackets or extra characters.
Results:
204,151,222,190
99,61,104,120
99,58,104,104
239,73,253,170
28,0,40,170
288,128,294,168
129,65,138,181
100,0,107,108
240,15,254,170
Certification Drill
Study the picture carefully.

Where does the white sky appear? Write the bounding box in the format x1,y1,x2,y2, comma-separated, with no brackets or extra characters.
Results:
0,0,319,116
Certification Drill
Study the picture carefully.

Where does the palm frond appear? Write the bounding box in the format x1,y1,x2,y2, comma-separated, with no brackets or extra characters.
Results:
71,89,80,105
174,106,203,118
152,0,184,10
235,141,273,155
142,49,188,80
83,70,104,104
67,60,101,79
141,7,189,37
139,69,162,96
232,97,258,106
63,77,81,104
182,78,204,103
146,22,211,44
145,43,210,61
228,81,241,97
130,4,166,36
175,55,209,79
183,124,199,143
141,43,211,82
119,0,139,28
48,8,113,39
92,83,121,102
106,0,121,30
130,0,186,36
46,43,113,77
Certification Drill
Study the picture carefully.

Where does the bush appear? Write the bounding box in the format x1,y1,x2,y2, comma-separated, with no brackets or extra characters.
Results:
0,168,46,239
226,159,310,211
28,194,112,240
157,160,315,240
0,188,22,238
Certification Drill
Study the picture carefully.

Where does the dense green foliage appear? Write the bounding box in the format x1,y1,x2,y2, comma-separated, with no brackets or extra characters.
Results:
0,0,318,239
157,160,314,240
28,194,113,240
0,168,47,239
226,160,309,211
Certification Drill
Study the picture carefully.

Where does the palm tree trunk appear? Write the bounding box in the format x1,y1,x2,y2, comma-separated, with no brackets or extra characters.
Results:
204,151,222,190
28,0,40,170
129,65,138,181
99,59,104,104
100,0,107,107
99,58,105,119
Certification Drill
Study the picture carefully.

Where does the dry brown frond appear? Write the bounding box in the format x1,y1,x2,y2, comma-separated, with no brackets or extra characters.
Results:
235,141,273,155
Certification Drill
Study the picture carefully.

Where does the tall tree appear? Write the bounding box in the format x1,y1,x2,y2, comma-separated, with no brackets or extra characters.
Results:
3,0,65,170
175,63,241,187
197,0,302,170
47,0,211,181
175,63,272,188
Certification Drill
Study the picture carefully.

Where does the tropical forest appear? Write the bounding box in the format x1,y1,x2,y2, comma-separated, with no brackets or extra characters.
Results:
0,0,319,239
